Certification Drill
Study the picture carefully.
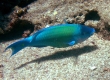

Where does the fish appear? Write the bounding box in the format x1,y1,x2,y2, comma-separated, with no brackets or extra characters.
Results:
5,23,95,57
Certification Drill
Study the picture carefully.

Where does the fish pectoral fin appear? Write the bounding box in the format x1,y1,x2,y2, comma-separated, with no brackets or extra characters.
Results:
68,41,75,46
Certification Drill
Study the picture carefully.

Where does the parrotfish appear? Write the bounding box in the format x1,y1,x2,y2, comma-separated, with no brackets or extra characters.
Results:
5,23,95,57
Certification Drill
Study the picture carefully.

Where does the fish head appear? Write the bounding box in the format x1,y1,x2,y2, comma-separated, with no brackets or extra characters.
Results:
81,25,95,36
75,25,95,43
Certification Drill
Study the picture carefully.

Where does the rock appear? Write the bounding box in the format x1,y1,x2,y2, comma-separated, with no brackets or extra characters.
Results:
89,66,97,71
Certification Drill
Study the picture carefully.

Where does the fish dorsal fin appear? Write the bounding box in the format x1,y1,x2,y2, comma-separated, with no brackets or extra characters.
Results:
32,26,51,37
30,26,55,41
33,23,74,36
32,24,64,36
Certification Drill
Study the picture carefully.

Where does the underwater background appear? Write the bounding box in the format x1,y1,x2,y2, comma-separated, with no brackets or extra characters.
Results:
0,0,110,80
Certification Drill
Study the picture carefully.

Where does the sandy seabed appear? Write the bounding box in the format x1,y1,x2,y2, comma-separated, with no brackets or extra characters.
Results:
1,34,110,80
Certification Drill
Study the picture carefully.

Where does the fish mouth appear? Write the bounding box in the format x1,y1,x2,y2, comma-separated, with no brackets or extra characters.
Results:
80,25,95,35
91,28,95,35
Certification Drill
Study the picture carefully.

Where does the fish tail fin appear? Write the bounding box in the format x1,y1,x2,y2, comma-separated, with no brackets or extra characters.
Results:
4,38,30,57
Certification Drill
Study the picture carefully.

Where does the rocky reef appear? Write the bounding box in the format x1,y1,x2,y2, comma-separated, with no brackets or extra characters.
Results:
0,0,110,42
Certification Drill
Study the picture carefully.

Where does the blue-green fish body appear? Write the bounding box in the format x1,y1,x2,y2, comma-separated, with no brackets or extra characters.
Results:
5,24,95,57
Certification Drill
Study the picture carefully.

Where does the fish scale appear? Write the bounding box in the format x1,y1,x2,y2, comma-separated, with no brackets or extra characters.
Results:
31,24,81,47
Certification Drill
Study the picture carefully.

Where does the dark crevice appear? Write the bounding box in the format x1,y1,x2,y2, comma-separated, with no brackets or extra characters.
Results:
18,0,37,8
0,20,34,42
85,10,100,21
0,0,37,14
